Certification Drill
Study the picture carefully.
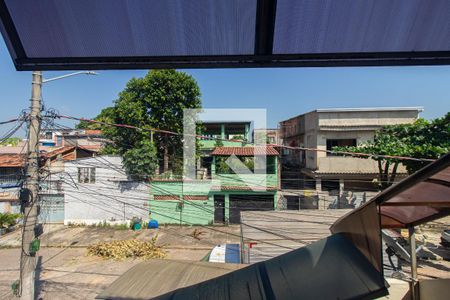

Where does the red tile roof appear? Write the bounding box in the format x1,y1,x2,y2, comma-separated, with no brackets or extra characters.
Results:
43,146,75,159
0,154,25,167
211,147,279,156
43,146,98,160
85,130,103,135
0,146,96,167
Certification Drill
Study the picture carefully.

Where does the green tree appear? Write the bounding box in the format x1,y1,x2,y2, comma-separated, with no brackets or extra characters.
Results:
81,70,201,177
334,113,449,189
0,137,21,146
122,140,158,180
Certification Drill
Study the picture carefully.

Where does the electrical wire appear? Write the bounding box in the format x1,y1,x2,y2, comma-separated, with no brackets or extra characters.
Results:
52,114,436,163
32,114,440,260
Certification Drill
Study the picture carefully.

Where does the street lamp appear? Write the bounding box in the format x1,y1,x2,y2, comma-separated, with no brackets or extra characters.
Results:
42,71,98,83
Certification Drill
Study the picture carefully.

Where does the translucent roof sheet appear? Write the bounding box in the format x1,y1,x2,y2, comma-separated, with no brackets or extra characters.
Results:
2,0,450,70
5,0,256,58
333,153,450,231
274,0,450,54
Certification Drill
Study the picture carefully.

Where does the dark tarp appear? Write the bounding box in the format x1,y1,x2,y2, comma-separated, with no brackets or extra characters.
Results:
330,201,382,273
2,0,450,70
97,233,387,300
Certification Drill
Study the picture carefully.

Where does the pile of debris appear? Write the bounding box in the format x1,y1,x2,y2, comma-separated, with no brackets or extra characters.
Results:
87,236,166,260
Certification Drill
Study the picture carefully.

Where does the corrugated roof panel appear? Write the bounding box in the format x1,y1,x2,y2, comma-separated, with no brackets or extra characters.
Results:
5,0,256,58
273,0,450,54
2,0,450,69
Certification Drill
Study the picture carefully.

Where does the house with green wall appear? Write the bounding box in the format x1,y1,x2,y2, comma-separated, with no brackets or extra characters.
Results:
199,121,251,149
198,121,252,179
149,146,280,225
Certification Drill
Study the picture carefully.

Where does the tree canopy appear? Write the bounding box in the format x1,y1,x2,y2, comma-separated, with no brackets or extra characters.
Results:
334,112,449,189
81,70,202,179
0,137,21,146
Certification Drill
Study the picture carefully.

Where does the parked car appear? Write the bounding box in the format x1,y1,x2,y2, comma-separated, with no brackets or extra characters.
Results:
441,229,450,248
201,244,241,264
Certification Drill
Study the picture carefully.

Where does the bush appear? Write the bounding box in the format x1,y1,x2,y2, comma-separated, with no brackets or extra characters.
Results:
0,213,22,228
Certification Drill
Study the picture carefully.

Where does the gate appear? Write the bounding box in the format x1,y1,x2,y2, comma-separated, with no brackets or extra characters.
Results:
229,194,274,224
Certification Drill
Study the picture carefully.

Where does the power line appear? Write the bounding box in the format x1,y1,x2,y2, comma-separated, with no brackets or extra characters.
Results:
41,156,308,249
53,114,436,163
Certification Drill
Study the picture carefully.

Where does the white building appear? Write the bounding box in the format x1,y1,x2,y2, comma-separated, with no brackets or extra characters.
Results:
61,156,149,225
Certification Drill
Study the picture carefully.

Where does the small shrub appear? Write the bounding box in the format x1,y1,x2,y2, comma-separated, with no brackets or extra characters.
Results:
0,213,22,228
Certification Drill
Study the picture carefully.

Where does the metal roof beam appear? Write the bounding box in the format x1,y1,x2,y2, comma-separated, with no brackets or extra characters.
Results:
254,0,277,56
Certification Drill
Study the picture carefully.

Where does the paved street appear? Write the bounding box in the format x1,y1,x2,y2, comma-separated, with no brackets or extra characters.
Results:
0,225,241,299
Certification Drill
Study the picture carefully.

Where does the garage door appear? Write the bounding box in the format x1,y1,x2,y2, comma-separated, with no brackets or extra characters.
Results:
229,194,274,224
39,194,65,224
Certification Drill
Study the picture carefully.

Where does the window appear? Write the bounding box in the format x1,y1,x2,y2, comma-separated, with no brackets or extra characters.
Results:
326,139,356,156
44,131,53,140
78,167,95,183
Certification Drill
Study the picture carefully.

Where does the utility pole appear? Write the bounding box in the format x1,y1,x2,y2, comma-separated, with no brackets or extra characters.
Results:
16,70,95,298
19,71,42,300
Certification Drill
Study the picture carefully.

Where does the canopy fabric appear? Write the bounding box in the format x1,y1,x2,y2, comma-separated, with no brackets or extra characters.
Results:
97,234,387,300
2,0,450,70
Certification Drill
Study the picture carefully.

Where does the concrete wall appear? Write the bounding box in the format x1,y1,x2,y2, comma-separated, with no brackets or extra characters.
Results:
62,156,149,225
317,156,380,173
150,199,214,225
314,130,378,172
302,111,318,169
149,180,212,225
419,278,450,300
305,109,419,171
0,201,20,214
318,110,419,127
150,180,278,225
213,174,278,189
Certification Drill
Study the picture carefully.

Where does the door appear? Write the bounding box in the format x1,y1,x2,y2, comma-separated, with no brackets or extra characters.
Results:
214,195,225,224
229,194,274,224
39,194,65,223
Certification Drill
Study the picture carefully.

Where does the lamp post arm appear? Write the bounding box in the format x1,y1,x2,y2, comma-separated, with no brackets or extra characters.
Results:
42,71,97,83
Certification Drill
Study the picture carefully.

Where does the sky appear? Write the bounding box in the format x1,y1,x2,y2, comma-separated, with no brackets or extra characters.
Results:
0,39,449,136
